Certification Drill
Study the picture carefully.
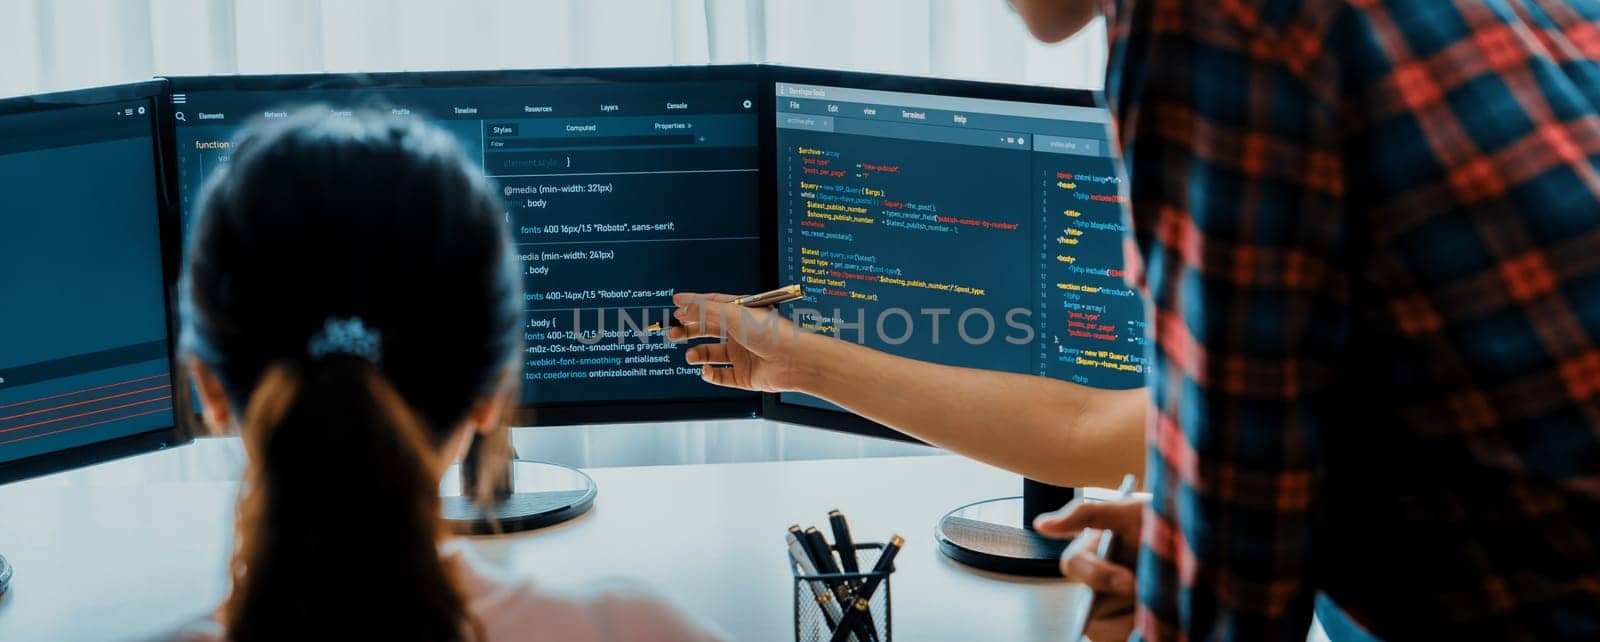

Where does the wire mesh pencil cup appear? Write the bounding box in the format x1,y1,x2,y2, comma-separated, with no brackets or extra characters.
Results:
790,542,893,642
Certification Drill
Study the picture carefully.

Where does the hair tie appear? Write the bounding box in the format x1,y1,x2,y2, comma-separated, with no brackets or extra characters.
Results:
307,317,382,364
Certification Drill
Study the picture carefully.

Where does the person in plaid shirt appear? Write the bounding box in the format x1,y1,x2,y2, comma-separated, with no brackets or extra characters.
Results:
671,0,1600,639
1020,0,1600,639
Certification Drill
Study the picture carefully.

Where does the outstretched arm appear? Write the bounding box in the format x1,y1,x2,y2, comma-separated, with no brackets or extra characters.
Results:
669,293,1144,489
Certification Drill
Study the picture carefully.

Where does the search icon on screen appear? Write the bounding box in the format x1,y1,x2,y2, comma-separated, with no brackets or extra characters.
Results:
175,112,187,122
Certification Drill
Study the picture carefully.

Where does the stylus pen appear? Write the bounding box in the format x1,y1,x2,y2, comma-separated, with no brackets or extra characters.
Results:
804,527,877,642
1069,474,1138,642
827,511,880,642
803,527,848,592
788,527,852,641
647,284,804,331
829,509,861,576
828,535,904,642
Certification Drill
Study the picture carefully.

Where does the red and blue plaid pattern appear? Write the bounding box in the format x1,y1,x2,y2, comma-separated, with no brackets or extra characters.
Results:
1102,0,1600,639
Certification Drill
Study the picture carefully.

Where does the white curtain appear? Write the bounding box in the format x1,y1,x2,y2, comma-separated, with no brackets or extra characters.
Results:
0,0,1106,98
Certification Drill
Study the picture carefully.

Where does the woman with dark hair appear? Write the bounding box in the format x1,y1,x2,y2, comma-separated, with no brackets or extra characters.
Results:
174,109,720,642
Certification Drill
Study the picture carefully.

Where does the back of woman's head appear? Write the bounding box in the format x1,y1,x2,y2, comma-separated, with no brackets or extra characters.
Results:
182,108,520,642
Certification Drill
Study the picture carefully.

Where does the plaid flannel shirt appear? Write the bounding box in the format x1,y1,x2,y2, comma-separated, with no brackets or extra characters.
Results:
1102,0,1600,639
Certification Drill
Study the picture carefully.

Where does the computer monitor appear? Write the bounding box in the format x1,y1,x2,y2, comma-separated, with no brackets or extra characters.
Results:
163,67,768,426
0,81,187,485
760,67,1147,442
759,67,1147,575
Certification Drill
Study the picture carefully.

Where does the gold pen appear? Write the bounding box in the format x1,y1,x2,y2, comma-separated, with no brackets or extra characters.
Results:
648,284,803,331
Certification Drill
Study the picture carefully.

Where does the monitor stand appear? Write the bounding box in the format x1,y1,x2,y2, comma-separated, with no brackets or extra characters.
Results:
441,434,596,535
935,478,1079,577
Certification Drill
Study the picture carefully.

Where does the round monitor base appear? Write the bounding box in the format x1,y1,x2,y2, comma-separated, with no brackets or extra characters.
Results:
441,460,596,535
936,496,1070,577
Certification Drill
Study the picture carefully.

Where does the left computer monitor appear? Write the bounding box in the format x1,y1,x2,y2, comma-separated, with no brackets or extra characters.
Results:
0,81,187,484
163,67,767,426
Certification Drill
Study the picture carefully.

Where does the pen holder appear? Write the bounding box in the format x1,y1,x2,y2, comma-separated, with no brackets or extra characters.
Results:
790,542,893,642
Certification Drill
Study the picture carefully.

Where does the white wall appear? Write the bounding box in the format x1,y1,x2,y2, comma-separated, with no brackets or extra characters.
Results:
0,0,1107,98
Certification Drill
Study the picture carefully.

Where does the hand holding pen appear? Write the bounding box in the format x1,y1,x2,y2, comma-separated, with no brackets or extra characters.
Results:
650,284,803,331
671,288,819,391
1034,474,1141,642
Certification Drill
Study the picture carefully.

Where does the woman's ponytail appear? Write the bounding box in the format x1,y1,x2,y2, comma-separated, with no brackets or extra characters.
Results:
223,359,480,642
183,110,522,642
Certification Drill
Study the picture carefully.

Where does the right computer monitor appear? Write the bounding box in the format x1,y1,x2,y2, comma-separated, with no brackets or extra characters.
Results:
763,69,1148,440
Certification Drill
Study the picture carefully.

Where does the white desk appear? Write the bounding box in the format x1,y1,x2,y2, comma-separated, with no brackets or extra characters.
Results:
0,439,1091,641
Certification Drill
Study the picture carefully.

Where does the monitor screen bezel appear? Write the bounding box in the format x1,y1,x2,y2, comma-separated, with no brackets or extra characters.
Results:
758,66,1107,444
0,80,192,484
159,65,772,428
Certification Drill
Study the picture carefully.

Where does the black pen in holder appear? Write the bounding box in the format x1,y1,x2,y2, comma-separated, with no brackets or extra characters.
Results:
790,542,893,642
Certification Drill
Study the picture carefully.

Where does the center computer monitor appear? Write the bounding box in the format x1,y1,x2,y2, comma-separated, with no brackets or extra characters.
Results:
761,68,1148,442
163,67,767,425
0,82,186,484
